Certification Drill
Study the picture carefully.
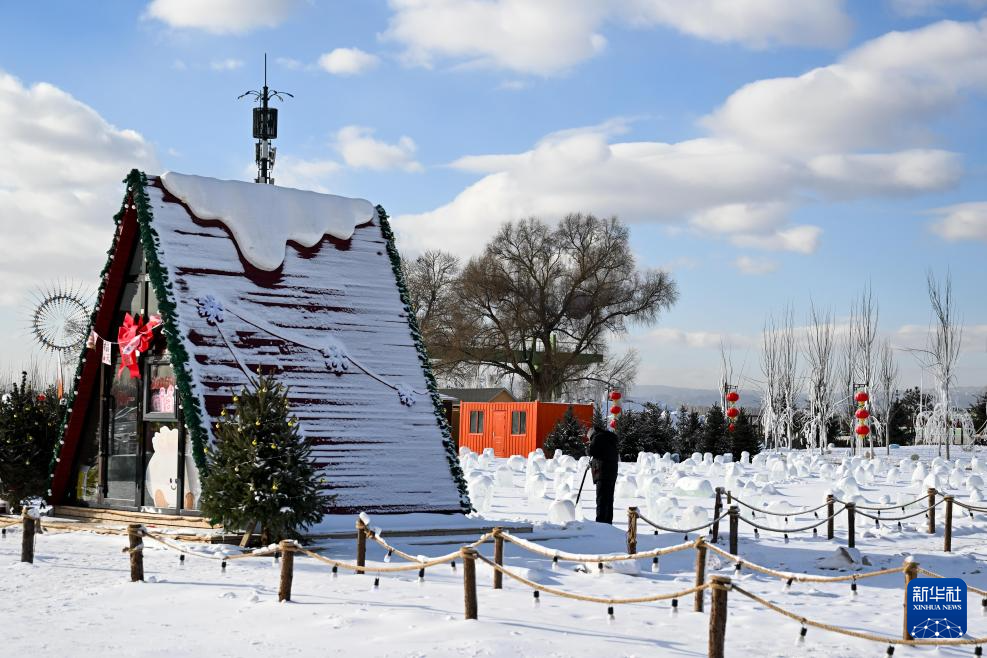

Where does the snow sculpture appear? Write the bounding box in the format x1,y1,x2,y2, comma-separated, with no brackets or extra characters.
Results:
494,465,513,487
673,477,714,498
548,499,576,525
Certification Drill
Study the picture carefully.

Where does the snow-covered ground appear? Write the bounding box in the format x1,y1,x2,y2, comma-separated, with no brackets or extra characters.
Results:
3,446,987,657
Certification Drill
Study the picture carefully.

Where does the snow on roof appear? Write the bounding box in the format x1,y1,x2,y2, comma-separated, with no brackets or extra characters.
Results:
144,177,466,513
160,171,376,271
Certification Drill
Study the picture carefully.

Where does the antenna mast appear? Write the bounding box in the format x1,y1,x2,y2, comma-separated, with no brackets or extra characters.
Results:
238,54,293,184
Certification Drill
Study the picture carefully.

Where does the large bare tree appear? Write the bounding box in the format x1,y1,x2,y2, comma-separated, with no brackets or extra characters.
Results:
922,271,963,458
875,338,899,455
427,214,677,401
803,303,838,453
760,308,799,450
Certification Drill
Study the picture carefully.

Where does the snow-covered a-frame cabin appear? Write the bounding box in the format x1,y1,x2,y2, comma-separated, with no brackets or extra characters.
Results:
49,170,469,519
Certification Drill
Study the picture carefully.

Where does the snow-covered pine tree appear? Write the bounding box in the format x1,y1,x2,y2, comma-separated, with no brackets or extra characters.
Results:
199,373,328,544
700,404,728,456
0,372,62,511
544,406,589,458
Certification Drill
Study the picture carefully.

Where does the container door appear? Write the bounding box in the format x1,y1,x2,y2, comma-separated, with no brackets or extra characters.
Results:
492,410,508,457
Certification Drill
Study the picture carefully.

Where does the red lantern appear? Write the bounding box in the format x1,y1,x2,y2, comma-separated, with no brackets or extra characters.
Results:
855,424,870,436
610,405,621,415
855,391,869,403
728,423,736,432
726,407,739,419
725,391,739,403
609,391,622,401
608,419,617,429
855,408,870,420
37,394,46,402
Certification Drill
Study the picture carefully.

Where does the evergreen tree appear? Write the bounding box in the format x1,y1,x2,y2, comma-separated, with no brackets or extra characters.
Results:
729,408,761,458
967,389,986,438
700,404,728,456
636,403,671,455
0,372,62,511
544,406,589,458
592,405,606,431
200,373,328,544
673,405,701,457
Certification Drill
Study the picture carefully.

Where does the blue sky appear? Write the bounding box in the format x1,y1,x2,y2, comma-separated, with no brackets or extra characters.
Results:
0,0,985,390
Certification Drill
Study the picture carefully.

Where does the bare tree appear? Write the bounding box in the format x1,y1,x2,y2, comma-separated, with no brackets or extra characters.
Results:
923,271,963,459
437,214,677,401
875,338,899,455
759,309,799,449
853,285,880,454
803,303,838,453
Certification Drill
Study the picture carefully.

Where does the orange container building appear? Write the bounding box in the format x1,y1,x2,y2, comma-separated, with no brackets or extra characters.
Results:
458,401,594,457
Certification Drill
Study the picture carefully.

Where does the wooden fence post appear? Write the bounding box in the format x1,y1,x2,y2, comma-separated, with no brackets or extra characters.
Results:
927,488,936,535
694,537,707,612
278,540,294,602
627,507,638,554
461,547,478,620
826,494,835,540
712,488,723,544
944,495,953,552
356,517,367,574
846,503,855,549
728,506,739,556
20,512,35,564
903,560,919,640
708,575,731,658
127,523,144,582
493,528,504,590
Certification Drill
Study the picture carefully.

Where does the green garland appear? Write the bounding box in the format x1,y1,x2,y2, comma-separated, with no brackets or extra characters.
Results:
376,205,471,512
129,170,210,472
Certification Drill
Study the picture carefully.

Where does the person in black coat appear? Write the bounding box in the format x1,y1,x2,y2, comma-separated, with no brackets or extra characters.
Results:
587,426,619,524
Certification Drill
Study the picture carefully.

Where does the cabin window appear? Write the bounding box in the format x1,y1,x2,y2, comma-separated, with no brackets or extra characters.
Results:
511,410,527,435
469,410,484,433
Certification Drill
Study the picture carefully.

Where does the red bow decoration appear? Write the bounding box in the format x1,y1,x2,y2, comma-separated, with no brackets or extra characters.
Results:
117,312,162,378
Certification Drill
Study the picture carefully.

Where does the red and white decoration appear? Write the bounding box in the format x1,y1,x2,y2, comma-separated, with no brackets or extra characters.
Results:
607,390,622,430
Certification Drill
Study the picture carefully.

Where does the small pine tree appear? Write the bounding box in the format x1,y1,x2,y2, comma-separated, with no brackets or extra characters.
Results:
199,373,328,544
968,389,986,437
0,372,62,511
673,405,701,457
700,404,728,456
730,408,762,458
615,409,642,460
544,406,588,458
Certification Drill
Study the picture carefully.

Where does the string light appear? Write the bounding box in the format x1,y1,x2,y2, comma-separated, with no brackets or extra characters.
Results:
179,554,185,566
670,598,679,616
373,577,380,589
607,605,615,622
384,549,392,563
552,555,559,570
221,559,227,572
533,590,540,607
332,565,338,578
651,556,660,573
418,567,425,584
797,625,807,645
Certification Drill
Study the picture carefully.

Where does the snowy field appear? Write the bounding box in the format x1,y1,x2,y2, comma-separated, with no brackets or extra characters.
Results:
4,446,987,657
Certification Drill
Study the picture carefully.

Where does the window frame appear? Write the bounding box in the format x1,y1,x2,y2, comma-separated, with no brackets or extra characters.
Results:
469,410,485,434
511,410,527,435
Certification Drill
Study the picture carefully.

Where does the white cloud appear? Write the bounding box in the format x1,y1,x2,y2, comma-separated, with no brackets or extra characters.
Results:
276,57,304,71
734,255,779,275
645,327,755,350
145,0,300,34
0,70,157,365
705,19,987,155
272,157,342,192
317,48,380,76
210,58,244,72
394,19,984,257
893,323,987,353
383,0,851,76
335,125,422,172
929,202,987,242
619,0,852,49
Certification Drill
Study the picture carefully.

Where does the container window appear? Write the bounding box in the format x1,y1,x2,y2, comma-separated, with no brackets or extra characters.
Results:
511,410,527,435
469,410,484,433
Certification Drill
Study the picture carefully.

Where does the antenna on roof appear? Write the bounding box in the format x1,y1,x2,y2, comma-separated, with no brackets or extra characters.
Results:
238,53,293,185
